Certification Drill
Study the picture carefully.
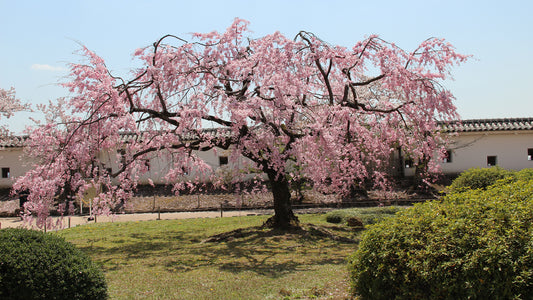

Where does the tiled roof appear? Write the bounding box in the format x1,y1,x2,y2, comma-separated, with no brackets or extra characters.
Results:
0,129,233,148
119,128,233,143
441,118,533,133
0,135,27,148
2,120,532,147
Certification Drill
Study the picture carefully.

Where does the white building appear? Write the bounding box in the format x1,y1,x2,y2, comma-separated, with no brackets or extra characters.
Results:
0,137,30,190
1,118,532,191
403,118,533,177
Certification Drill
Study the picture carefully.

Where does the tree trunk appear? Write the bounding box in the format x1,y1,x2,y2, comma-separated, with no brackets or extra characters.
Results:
263,170,300,230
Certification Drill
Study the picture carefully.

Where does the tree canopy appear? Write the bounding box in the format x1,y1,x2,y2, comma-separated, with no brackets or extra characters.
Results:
14,19,468,229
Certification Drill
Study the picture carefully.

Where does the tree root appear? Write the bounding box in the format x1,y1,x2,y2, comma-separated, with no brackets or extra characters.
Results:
261,213,300,230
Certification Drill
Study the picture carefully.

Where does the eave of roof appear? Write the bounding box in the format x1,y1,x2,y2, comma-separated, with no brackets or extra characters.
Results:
2,119,532,147
440,117,533,133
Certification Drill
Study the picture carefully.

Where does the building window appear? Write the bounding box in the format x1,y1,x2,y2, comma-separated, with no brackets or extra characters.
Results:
144,160,151,171
528,148,533,161
1,168,9,178
404,158,414,169
118,149,127,166
219,156,228,166
487,156,497,167
442,150,452,163
181,166,189,176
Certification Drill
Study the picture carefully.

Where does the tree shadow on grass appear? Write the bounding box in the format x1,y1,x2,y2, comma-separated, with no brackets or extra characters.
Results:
79,230,188,259
76,223,359,278
164,224,359,278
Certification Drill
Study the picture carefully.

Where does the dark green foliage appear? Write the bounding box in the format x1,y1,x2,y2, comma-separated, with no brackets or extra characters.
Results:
325,206,404,226
325,214,342,223
0,228,107,300
349,179,533,299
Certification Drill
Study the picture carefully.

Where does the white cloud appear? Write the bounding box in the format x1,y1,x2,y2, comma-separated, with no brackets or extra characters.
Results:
31,64,67,72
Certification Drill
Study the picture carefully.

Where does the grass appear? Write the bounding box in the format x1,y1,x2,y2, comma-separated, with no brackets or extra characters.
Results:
56,213,365,299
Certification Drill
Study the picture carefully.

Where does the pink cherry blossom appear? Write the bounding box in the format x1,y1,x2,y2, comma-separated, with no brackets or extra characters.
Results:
0,87,30,138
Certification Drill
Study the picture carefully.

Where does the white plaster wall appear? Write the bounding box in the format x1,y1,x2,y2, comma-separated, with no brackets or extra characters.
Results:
99,147,257,185
440,131,533,174
137,148,224,185
145,148,260,185
0,148,32,188
6,130,531,188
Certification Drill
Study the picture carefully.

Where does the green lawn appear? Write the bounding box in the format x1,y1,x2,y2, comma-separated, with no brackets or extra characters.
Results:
57,213,365,299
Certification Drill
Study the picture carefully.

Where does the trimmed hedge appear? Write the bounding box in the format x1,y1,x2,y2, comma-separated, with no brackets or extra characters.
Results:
0,228,107,300
447,166,512,193
349,179,533,299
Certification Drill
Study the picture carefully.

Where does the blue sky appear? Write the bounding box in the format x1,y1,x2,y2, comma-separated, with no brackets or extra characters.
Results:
1,0,532,133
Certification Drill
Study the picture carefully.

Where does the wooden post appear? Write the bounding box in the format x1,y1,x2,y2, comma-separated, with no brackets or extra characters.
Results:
95,215,97,223
68,217,71,228
220,203,223,218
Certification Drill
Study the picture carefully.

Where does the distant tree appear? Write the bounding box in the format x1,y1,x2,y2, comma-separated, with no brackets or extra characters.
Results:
14,19,468,229
0,87,29,138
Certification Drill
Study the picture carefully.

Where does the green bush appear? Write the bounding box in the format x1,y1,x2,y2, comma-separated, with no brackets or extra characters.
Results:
349,179,533,299
447,166,512,193
516,168,533,181
325,213,343,223
325,206,403,226
0,228,107,300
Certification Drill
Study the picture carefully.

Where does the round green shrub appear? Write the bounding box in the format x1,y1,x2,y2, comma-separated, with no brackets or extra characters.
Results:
0,228,108,300
349,180,533,299
325,213,343,223
325,206,403,226
447,166,512,193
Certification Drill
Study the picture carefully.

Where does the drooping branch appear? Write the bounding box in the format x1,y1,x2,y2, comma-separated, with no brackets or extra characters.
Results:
350,74,386,87
315,59,335,105
203,115,234,127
